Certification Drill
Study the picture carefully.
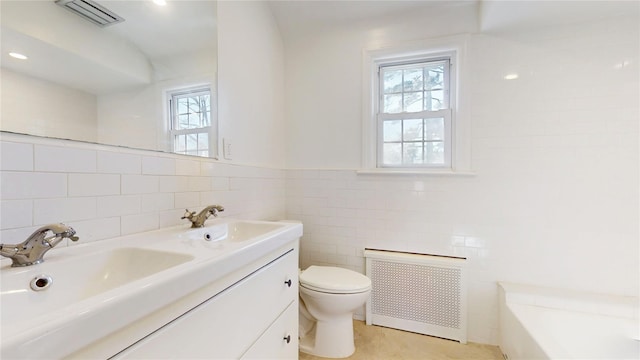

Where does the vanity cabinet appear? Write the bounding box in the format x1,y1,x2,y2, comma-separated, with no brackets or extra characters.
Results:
110,246,298,359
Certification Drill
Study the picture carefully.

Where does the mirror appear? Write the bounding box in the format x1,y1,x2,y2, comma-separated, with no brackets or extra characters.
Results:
0,0,218,157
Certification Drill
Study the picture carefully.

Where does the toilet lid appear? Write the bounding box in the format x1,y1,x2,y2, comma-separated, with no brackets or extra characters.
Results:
299,266,371,294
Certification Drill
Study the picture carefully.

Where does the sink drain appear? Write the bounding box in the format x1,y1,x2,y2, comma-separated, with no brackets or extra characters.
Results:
30,274,53,291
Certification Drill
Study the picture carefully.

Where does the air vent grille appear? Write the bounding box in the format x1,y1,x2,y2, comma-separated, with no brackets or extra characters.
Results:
56,0,124,27
364,249,468,343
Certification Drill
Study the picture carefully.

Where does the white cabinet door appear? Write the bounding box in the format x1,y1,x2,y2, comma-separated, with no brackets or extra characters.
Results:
241,301,298,360
112,250,297,359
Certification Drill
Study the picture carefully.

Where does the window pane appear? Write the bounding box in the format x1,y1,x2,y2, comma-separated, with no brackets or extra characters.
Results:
383,69,403,93
198,132,209,149
177,114,189,129
425,117,444,140
403,91,423,112
403,142,423,164
186,133,198,151
383,120,402,142
425,141,445,164
403,119,423,141
383,94,402,113
425,64,445,90
425,90,445,111
377,58,450,168
383,143,402,165
403,68,423,91
177,99,189,114
174,135,186,152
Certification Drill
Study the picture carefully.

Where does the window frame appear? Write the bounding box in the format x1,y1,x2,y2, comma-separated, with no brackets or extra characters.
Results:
376,57,454,169
361,35,472,175
167,84,217,158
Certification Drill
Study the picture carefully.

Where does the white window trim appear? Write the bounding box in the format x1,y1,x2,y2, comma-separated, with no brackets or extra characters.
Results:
361,35,473,176
165,83,219,159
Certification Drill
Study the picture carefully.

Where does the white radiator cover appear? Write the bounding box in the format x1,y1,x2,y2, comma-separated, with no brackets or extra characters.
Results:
364,249,468,343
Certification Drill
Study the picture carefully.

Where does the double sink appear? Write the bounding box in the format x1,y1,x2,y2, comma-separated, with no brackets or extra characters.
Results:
0,219,302,359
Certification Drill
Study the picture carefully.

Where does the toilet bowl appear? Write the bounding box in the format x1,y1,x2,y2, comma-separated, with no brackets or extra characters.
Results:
298,266,371,358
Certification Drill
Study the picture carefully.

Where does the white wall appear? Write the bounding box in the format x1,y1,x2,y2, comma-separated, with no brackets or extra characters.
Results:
0,68,98,142
217,0,285,168
97,51,217,152
1,0,637,349
284,4,639,344
0,0,287,253
0,132,286,245
284,3,478,168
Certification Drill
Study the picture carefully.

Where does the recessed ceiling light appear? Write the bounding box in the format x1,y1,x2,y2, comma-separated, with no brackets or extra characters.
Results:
504,73,519,80
9,52,28,60
153,0,167,6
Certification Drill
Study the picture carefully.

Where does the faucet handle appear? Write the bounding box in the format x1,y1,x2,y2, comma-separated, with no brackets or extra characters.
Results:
210,205,224,217
181,209,196,220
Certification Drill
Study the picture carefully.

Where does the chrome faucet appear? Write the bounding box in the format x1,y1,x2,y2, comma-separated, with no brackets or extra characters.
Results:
0,223,79,267
181,205,225,228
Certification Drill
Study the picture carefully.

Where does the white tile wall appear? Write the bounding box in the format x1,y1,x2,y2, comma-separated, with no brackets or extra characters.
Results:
34,145,96,173
0,132,287,245
0,5,636,349
284,14,639,345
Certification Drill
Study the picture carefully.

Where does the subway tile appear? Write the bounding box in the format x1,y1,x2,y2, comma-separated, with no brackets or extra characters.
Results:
188,176,212,192
159,176,190,193
34,145,96,173
142,156,175,175
1,141,33,171
69,174,120,197
211,177,230,191
175,192,200,209
33,197,97,224
0,227,39,246
97,195,141,217
176,158,201,176
141,193,174,211
0,200,32,229
97,151,141,174
69,217,121,243
200,161,216,176
159,209,187,228
121,175,159,194
1,172,67,199
121,213,159,235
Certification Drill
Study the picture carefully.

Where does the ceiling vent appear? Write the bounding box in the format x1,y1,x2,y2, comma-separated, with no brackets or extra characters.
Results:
55,0,124,27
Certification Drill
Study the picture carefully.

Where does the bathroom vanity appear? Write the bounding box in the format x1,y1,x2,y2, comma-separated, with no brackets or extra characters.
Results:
0,219,301,359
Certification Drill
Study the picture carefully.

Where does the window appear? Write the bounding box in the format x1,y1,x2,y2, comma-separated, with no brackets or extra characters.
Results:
377,57,452,168
168,86,214,157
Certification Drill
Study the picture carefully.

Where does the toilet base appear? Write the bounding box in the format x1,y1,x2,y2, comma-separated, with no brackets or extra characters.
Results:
299,315,355,358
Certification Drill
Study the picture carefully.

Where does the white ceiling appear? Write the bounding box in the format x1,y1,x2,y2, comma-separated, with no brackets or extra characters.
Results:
267,0,639,38
0,0,217,94
101,0,217,60
2,0,636,95
268,0,472,37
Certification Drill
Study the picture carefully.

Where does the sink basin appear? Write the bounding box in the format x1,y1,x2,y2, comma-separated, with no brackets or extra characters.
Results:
1,248,193,331
180,221,285,242
1,218,302,359
228,221,284,241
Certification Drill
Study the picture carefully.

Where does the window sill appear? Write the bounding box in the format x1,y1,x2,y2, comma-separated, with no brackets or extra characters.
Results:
356,169,476,177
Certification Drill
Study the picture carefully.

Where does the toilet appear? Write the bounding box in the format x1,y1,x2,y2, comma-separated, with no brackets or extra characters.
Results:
298,266,372,358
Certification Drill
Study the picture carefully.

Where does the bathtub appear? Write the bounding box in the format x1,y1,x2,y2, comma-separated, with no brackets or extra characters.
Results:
498,282,639,360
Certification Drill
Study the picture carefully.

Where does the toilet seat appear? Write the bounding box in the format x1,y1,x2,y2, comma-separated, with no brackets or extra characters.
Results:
299,266,371,294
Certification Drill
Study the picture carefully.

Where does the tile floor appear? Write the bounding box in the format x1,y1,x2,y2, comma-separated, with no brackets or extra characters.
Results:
299,321,504,360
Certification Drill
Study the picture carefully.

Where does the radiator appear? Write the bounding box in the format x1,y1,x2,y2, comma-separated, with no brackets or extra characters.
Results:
364,249,467,343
